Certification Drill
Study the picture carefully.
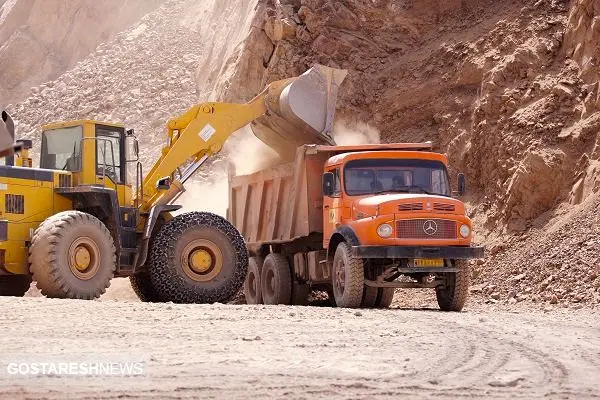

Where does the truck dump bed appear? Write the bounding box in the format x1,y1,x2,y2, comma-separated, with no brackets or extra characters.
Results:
228,142,433,250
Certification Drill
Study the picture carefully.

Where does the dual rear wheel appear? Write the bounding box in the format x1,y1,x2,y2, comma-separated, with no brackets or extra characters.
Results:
243,254,310,305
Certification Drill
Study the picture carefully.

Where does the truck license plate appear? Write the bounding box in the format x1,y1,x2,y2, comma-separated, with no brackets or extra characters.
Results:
415,258,444,267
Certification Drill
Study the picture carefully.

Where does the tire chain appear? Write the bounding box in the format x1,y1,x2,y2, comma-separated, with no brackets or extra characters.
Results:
148,211,248,303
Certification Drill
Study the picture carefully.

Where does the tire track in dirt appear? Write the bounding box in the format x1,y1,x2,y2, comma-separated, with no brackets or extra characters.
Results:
0,299,598,399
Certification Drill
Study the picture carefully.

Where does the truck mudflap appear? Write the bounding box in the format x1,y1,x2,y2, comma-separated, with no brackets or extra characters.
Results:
351,245,484,259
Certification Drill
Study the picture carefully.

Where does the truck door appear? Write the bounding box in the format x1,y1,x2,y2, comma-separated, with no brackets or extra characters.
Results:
323,167,342,248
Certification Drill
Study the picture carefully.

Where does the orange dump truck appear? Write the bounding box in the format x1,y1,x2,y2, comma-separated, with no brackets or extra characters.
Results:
228,142,484,310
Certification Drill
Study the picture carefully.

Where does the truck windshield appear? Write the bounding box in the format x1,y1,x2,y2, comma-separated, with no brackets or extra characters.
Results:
344,158,451,196
40,126,83,171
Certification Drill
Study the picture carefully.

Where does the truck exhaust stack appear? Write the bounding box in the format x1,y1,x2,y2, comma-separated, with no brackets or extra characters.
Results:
251,65,347,161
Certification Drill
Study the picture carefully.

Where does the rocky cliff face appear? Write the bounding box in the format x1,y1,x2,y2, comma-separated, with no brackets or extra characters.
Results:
0,0,164,106
248,0,600,306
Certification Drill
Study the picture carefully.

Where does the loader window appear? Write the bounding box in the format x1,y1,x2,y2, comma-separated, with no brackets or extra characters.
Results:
96,126,124,183
40,126,83,171
344,158,451,196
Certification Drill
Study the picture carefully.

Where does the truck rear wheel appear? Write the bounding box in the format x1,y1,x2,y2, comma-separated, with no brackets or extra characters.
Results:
0,275,31,297
436,260,470,311
148,212,248,303
331,242,364,308
260,253,292,305
29,211,116,299
244,256,264,304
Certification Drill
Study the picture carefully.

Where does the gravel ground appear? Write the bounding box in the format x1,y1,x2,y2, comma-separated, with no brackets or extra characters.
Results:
0,297,598,399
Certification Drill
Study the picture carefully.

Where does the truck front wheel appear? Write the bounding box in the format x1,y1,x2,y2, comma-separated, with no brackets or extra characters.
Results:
331,242,364,308
436,259,470,311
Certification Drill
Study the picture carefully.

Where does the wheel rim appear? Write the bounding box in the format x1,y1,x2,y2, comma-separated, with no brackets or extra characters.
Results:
264,268,275,298
247,271,257,298
334,257,345,296
181,239,223,282
68,237,100,280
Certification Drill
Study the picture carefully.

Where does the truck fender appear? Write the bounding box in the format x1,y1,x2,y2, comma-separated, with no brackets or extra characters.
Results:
327,225,360,266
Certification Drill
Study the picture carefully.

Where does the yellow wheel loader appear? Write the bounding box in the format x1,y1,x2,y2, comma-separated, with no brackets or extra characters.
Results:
0,65,346,301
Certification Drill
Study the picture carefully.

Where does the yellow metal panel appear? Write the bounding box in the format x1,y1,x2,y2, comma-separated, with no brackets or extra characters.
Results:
0,172,73,274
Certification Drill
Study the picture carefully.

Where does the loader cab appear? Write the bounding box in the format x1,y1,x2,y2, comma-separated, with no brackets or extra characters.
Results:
40,120,133,206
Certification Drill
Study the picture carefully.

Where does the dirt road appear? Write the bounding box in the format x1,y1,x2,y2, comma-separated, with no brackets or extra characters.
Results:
0,297,598,399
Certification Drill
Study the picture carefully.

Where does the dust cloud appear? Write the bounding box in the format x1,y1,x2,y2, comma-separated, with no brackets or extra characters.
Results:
176,127,279,216
332,119,380,145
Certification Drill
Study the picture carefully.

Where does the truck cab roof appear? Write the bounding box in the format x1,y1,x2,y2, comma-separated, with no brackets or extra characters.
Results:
322,148,448,168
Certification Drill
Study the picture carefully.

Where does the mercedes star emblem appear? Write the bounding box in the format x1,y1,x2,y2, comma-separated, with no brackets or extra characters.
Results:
423,220,438,236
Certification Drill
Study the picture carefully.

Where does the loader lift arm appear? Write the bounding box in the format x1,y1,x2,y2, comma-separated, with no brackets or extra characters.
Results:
138,81,280,213
138,65,346,214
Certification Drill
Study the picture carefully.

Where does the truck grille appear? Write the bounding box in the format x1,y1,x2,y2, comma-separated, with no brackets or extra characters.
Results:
398,203,423,211
433,202,455,212
396,219,456,239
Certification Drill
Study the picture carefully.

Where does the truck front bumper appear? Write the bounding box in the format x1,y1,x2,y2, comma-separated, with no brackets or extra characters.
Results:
352,245,484,259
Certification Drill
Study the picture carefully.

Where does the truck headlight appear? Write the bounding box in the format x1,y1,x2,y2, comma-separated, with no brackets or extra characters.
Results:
377,223,393,238
459,224,471,238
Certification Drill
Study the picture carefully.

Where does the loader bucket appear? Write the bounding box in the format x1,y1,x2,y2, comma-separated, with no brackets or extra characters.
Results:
0,110,16,155
251,64,347,161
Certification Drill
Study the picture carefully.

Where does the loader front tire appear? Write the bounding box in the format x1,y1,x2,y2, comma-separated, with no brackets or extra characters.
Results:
29,211,116,299
436,260,470,312
0,275,31,297
148,212,248,303
130,271,161,302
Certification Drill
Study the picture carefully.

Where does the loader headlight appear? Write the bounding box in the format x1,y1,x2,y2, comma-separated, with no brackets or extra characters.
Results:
459,224,471,238
377,223,393,238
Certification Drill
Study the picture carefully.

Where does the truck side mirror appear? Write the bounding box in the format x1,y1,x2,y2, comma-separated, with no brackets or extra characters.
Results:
457,173,466,196
322,172,335,196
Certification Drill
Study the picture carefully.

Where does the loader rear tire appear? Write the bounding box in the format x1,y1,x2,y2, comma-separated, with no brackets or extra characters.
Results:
331,242,364,308
244,256,264,304
261,253,292,305
130,272,161,302
436,260,470,312
148,212,248,303
29,211,116,299
0,275,31,297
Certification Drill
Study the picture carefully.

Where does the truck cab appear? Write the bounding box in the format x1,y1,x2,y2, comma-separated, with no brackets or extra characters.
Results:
322,149,474,257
